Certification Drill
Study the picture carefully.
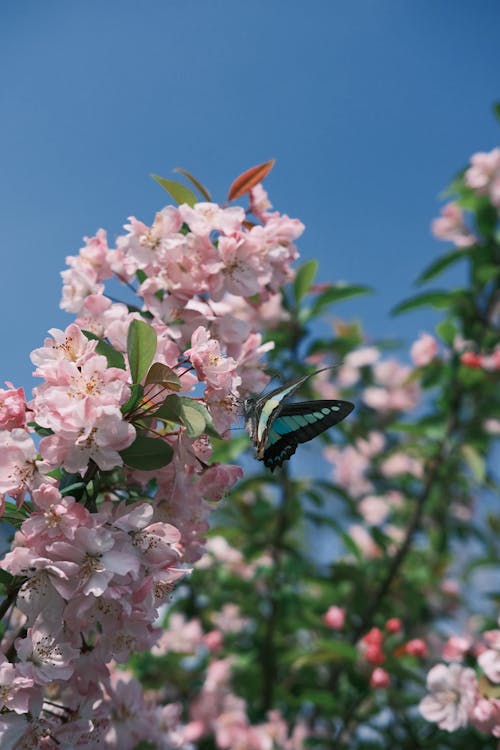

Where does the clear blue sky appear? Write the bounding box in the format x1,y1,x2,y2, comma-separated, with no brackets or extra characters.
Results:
1,1,499,392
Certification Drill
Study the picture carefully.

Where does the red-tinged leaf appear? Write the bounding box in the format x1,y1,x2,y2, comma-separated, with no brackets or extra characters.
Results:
227,159,275,202
144,363,182,392
173,167,212,201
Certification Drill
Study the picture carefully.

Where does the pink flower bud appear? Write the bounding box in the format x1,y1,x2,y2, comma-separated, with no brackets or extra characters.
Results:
460,352,482,368
323,606,346,630
404,638,428,657
370,667,391,688
385,618,403,634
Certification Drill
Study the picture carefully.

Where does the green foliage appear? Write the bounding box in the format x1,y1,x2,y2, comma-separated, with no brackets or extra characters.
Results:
293,259,318,302
125,158,500,749
119,434,173,470
151,174,199,206
127,319,157,384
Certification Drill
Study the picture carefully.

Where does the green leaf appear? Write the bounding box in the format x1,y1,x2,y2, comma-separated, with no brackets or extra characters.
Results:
127,320,157,384
179,398,220,439
341,531,363,560
173,167,212,201
476,201,498,240
391,290,455,315
0,569,13,586
461,444,486,483
152,394,183,423
145,363,181,392
310,284,372,318
416,248,468,285
476,263,500,284
293,639,357,668
493,102,500,124
151,175,198,207
60,482,87,498
120,435,173,470
180,401,206,438
96,340,126,370
27,421,54,437
293,259,318,302
436,318,457,346
121,384,144,415
82,330,126,370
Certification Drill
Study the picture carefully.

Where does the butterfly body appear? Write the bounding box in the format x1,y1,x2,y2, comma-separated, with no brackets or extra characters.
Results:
244,370,354,471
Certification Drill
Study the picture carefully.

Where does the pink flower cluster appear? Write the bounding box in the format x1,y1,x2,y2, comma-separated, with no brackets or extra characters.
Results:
420,620,500,737
0,487,186,745
184,658,308,749
432,203,477,247
150,611,307,749
460,345,500,372
356,620,428,691
0,183,305,745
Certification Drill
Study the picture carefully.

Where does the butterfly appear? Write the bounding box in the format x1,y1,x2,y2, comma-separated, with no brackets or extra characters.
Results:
244,368,354,471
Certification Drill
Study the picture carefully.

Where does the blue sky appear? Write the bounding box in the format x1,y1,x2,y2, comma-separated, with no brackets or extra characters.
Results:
1,1,499,393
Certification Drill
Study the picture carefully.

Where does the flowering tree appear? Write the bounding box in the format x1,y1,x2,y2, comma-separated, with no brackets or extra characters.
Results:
0,127,498,748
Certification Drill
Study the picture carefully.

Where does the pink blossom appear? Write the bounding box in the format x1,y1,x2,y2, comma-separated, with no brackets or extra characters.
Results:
344,346,380,369
484,418,500,435
39,406,136,473
380,452,423,479
410,332,439,366
46,524,140,598
442,635,472,662
31,324,97,377
203,630,224,653
465,147,500,207
0,656,38,714
22,483,91,542
179,202,245,236
419,663,477,731
186,326,241,392
0,383,27,430
478,630,500,683
103,671,158,749
15,627,80,684
363,359,420,412
323,606,345,630
249,183,273,222
470,697,500,737
212,604,250,634
60,264,105,314
431,203,476,247
217,235,263,297
153,613,204,655
348,524,381,559
324,445,372,497
0,428,50,505
355,432,385,458
370,667,391,688
358,495,390,525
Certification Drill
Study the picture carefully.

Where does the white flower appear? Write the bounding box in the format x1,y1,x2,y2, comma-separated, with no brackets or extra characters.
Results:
419,663,477,731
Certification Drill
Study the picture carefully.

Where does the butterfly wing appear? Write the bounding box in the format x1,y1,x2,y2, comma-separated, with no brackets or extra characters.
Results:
262,399,354,471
